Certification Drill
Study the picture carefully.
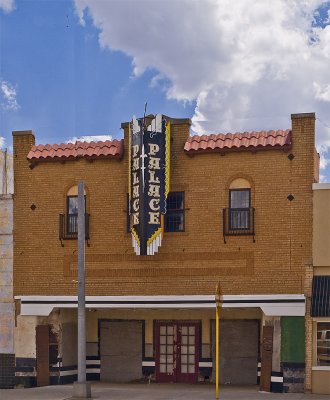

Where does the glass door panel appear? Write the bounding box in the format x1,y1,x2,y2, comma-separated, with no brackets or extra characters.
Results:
156,323,176,382
156,322,199,383
178,323,198,382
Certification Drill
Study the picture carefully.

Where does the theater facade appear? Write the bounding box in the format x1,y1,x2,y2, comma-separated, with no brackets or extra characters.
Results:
11,113,319,392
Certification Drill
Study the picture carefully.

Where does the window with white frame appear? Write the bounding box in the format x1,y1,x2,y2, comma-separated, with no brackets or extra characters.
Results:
316,322,330,366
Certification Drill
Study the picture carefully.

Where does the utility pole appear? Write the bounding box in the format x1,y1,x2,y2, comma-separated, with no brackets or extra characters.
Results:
73,181,91,399
215,282,223,400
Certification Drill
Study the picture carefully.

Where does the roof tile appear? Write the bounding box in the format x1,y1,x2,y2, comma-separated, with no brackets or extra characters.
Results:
27,139,124,162
184,129,291,154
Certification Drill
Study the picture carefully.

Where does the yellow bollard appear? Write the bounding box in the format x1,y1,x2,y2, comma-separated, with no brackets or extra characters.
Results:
216,303,220,400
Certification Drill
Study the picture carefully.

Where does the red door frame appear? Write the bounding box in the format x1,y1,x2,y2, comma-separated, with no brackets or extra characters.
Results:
155,321,199,383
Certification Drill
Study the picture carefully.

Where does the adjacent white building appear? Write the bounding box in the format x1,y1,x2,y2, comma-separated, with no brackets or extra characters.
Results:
0,150,14,388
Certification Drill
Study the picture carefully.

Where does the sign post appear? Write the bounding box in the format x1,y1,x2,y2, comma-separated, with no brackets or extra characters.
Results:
215,282,223,400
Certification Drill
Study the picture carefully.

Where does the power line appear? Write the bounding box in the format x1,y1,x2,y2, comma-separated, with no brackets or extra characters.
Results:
317,117,330,130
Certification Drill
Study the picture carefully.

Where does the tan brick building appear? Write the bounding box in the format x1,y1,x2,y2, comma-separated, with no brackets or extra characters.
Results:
310,183,330,395
11,113,319,391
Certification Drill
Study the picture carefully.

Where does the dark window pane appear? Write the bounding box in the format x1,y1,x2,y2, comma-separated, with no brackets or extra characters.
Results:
165,212,184,232
67,195,86,234
68,196,78,215
167,193,184,210
230,189,250,208
229,209,249,229
67,214,77,234
165,192,184,232
229,189,250,230
67,195,86,214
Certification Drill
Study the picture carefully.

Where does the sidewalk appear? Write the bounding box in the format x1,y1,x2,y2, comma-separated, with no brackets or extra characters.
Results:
0,382,329,400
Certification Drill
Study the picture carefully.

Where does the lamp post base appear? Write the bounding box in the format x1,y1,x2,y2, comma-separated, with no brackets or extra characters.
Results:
72,381,92,399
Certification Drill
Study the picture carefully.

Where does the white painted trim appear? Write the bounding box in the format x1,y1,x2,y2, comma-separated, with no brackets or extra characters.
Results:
60,368,100,376
15,294,305,302
313,183,330,190
15,294,305,317
15,371,36,377
258,304,305,316
86,368,100,374
142,361,155,367
86,359,100,365
312,366,330,371
199,361,212,367
60,369,77,376
271,376,284,382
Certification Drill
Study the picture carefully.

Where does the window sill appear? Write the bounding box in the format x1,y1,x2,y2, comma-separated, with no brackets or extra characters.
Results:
312,366,330,371
126,230,189,236
226,231,254,235
164,230,189,236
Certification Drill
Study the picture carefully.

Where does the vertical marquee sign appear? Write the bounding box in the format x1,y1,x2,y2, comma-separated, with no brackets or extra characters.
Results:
129,114,170,255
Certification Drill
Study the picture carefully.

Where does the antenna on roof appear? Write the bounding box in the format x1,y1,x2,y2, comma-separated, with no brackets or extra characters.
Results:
143,102,147,129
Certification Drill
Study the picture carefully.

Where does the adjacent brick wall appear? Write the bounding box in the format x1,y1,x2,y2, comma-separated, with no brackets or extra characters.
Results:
13,114,315,297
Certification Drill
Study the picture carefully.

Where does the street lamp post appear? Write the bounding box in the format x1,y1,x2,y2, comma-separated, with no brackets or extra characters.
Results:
73,181,91,399
215,282,223,400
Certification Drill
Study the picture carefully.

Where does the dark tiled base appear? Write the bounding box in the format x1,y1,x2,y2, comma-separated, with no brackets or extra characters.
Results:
15,357,37,387
0,353,15,388
282,362,305,393
199,367,212,380
15,376,37,388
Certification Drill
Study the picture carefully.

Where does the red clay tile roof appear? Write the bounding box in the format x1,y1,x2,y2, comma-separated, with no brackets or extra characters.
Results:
184,129,292,154
27,139,124,162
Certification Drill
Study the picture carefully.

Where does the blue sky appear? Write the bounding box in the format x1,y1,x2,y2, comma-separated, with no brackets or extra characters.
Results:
0,0,195,145
1,0,330,179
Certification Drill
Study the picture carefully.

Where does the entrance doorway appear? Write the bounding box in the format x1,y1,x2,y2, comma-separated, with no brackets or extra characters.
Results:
211,319,259,385
100,320,143,382
155,321,199,383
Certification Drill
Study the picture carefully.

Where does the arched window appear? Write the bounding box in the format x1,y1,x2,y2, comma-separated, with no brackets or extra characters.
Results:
228,178,251,230
66,186,86,234
223,177,254,242
59,186,89,242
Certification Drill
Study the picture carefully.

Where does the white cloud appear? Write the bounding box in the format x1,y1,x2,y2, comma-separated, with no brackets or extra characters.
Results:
319,153,329,170
0,137,6,148
0,0,15,13
74,0,330,164
318,142,330,174
314,82,330,101
66,135,113,143
0,80,20,110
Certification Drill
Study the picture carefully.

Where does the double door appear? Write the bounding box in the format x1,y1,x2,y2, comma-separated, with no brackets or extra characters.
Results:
155,321,199,383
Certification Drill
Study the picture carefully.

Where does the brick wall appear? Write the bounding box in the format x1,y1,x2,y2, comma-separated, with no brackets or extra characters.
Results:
13,114,315,297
